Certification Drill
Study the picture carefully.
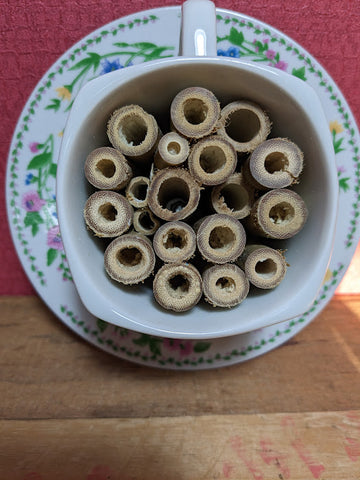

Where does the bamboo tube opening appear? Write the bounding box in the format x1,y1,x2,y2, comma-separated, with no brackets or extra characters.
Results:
153,221,196,263
98,203,117,222
84,191,133,237
167,141,181,155
153,263,202,312
269,202,295,225
196,214,246,264
209,226,235,251
148,169,200,221
84,147,132,190
120,116,148,146
158,178,190,212
199,146,226,173
225,109,261,143
218,101,271,153
219,184,248,212
264,152,289,174
168,274,190,296
255,258,277,278
126,176,150,208
96,159,116,178
170,87,220,139
237,245,287,289
104,234,155,285
247,189,307,239
202,263,249,308
137,211,155,231
183,98,208,125
117,247,142,267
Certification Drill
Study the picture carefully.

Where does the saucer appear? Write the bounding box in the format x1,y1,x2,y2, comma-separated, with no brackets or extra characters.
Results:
6,6,360,369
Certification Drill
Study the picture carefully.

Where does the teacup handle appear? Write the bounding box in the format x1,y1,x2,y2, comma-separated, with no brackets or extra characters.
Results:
179,0,217,57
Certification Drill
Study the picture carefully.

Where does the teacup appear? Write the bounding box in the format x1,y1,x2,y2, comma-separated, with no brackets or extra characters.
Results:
56,0,338,339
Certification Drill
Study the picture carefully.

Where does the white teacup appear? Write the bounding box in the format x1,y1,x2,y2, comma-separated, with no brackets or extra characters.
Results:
57,0,338,339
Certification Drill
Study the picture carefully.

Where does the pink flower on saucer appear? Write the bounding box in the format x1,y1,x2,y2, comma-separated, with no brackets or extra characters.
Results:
47,225,63,251
22,191,45,212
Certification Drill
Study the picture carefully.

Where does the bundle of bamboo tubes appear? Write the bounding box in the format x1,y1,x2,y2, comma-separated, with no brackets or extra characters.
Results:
83,87,308,312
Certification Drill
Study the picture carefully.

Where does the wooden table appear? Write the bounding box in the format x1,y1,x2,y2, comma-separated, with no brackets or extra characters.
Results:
1,294,359,479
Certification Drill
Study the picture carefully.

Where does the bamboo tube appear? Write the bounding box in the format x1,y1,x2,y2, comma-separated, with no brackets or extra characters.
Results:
154,132,190,169
217,100,271,153
153,262,202,312
246,189,308,239
133,208,161,236
83,191,133,237
211,172,255,219
243,138,304,190
107,104,161,162
170,87,220,139
104,233,155,285
237,244,287,289
202,263,249,308
84,147,132,190
195,214,246,264
125,176,150,209
188,136,237,186
153,221,196,263
147,168,201,221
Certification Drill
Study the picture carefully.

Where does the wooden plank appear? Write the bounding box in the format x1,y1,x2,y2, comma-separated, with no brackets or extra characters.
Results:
0,411,359,479
0,296,360,419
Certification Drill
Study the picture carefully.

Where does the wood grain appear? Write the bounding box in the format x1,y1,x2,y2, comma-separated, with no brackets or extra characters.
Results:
0,411,359,479
0,296,360,420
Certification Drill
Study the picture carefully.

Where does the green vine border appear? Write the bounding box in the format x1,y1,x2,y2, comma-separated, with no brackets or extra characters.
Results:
60,264,344,367
8,15,160,284
216,13,360,248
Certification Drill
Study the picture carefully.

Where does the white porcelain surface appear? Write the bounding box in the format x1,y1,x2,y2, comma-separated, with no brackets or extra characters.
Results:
6,6,359,367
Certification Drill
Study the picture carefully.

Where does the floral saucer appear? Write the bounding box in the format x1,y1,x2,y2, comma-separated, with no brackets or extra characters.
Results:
6,6,360,369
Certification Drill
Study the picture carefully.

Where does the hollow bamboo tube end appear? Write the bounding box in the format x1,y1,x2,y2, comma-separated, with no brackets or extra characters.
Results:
153,221,196,263
246,138,304,189
237,244,287,289
188,136,237,186
84,147,132,190
196,214,246,264
133,208,161,236
202,263,250,308
247,189,308,239
104,233,155,285
83,191,133,237
107,104,160,162
217,100,271,153
170,87,220,139
125,176,150,209
147,168,201,221
211,172,255,219
154,132,190,169
153,262,202,312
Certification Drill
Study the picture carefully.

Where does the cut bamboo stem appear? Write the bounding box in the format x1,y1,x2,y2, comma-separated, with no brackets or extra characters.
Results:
154,132,190,169
125,176,150,209
147,168,201,221
246,188,308,239
217,100,271,153
236,244,287,289
243,137,304,190
202,263,250,308
153,221,196,263
170,87,220,139
104,233,155,285
84,147,132,190
107,104,161,162
195,214,246,264
133,208,161,236
211,172,255,219
188,136,237,186
83,191,133,237
153,262,202,312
